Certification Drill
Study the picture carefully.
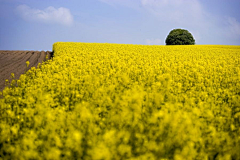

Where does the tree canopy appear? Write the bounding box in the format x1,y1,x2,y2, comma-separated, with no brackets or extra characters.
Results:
165,29,195,45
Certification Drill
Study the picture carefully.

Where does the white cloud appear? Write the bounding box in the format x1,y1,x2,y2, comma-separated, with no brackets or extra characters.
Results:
146,38,161,45
16,5,74,26
98,0,141,10
227,17,240,37
141,0,205,27
98,0,118,6
98,0,240,45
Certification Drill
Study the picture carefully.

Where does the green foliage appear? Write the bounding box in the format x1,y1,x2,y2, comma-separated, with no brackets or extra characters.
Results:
165,29,195,45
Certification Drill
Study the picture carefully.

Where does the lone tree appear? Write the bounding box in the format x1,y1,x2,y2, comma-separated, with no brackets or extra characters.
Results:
165,29,195,45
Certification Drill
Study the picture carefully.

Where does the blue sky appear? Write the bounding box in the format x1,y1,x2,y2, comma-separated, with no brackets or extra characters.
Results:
0,0,240,50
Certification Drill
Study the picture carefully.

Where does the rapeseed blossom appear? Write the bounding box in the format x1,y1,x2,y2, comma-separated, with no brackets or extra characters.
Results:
0,42,240,159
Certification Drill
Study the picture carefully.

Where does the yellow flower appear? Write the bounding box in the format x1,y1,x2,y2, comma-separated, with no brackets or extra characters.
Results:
26,61,30,67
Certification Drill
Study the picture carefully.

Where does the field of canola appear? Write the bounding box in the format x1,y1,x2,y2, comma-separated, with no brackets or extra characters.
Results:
0,42,240,160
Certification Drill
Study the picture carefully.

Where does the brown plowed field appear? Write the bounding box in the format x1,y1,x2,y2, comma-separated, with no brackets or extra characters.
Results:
0,50,53,92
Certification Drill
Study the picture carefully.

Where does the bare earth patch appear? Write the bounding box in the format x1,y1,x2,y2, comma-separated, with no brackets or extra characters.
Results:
0,50,52,92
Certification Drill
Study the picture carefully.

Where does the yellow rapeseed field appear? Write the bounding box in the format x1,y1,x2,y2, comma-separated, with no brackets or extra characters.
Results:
0,42,240,159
